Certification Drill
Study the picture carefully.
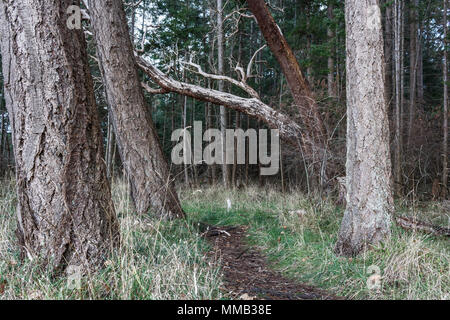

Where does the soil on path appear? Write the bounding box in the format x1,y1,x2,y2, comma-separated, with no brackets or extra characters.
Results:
202,224,344,300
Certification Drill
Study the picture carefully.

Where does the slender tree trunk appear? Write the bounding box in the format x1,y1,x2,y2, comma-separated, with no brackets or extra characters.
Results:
0,0,119,271
88,0,184,218
183,94,190,186
443,0,448,197
246,0,329,188
417,34,424,104
306,15,313,84
327,2,336,98
335,0,393,257
407,0,419,147
393,0,403,196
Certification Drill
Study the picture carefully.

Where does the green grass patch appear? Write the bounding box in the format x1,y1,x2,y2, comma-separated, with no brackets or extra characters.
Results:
182,186,449,300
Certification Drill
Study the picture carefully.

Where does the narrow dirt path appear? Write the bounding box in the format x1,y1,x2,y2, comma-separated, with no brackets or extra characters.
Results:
203,225,344,300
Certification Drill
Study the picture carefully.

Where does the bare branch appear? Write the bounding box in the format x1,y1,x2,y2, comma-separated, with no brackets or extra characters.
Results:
247,45,267,78
182,60,260,99
135,53,304,147
141,82,169,95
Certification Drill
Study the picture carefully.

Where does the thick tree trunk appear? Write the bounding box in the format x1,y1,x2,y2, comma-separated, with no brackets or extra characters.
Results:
88,0,184,218
335,0,393,257
246,0,329,187
0,0,119,272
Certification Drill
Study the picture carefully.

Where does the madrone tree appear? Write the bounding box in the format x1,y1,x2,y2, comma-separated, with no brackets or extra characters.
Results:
0,0,119,271
335,0,393,256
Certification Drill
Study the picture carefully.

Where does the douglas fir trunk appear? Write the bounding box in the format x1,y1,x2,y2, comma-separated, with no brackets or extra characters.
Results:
335,0,393,256
88,0,184,218
0,0,119,272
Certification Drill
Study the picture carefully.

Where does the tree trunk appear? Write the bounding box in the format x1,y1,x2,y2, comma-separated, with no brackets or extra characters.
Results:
327,2,336,98
88,0,184,218
407,0,419,147
0,106,4,176
0,0,119,272
246,0,329,188
417,24,424,104
393,0,403,196
217,0,229,188
106,110,115,180
335,0,393,257
383,0,393,109
443,0,448,198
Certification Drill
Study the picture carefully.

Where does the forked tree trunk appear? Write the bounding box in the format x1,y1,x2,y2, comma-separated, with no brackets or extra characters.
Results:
88,0,184,218
0,0,119,272
246,0,328,188
335,0,393,257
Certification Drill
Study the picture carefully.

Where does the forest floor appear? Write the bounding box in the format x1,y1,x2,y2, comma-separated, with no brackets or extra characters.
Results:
203,224,342,300
0,177,449,300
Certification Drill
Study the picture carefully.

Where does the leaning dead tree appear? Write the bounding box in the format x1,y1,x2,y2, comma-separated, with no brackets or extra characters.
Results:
88,0,184,218
0,0,119,272
246,0,329,188
136,55,305,149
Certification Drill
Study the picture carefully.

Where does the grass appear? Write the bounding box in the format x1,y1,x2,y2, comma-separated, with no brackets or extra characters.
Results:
181,185,449,300
0,177,448,300
0,177,223,300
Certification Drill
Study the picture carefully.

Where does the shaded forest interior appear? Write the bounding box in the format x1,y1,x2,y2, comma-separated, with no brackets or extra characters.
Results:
0,0,448,301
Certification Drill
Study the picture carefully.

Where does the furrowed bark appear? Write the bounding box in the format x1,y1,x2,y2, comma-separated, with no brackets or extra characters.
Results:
246,0,328,187
0,0,119,272
335,0,393,257
88,0,184,218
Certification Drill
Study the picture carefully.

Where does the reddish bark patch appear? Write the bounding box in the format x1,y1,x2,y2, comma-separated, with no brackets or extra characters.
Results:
203,225,343,300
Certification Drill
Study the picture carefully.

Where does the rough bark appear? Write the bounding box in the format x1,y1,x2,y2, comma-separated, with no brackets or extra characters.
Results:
246,0,329,187
0,0,119,272
106,110,115,179
88,0,184,218
383,0,393,108
335,0,393,257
